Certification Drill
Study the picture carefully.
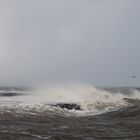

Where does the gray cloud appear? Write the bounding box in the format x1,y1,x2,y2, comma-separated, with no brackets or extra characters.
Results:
0,0,140,86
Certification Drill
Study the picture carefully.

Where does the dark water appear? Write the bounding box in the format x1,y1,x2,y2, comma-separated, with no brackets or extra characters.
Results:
0,87,140,140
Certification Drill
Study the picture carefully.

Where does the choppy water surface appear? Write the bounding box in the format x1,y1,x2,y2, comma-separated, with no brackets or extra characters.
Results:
0,86,140,140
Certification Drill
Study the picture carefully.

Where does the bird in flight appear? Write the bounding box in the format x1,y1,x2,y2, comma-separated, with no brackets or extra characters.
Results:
131,75,136,79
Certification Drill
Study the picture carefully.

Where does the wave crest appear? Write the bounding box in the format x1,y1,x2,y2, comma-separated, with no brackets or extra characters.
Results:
0,84,140,116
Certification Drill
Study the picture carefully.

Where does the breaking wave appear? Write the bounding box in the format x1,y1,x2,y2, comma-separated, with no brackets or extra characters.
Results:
0,84,140,116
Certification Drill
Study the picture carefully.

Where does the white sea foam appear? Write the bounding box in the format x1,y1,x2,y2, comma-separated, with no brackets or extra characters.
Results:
0,84,140,116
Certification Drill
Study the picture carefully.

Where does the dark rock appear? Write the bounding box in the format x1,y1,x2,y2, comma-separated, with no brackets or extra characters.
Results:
51,103,82,110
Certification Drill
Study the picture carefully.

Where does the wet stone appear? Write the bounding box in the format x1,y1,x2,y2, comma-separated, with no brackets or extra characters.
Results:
51,103,82,110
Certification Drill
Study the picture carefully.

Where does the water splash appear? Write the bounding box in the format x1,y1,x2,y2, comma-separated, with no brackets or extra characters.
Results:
0,84,140,116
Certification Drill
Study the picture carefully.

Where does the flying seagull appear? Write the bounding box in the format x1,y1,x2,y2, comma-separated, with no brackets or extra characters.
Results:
131,75,136,79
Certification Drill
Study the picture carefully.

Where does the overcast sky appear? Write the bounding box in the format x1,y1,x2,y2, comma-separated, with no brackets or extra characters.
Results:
0,0,140,86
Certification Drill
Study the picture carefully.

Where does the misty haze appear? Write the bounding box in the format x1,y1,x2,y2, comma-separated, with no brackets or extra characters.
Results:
0,0,140,140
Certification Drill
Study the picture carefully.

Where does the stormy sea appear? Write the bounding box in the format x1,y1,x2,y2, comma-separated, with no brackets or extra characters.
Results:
0,85,140,140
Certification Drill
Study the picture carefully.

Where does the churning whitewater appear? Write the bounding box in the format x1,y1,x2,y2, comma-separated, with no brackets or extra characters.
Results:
0,84,140,116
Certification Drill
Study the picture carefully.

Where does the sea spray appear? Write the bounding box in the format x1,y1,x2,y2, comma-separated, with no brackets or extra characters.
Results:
0,84,140,116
